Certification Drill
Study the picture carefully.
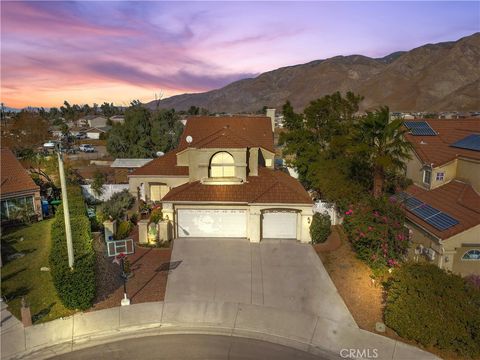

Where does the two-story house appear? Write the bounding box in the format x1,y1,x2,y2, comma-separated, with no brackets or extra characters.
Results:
400,120,480,276
129,115,313,243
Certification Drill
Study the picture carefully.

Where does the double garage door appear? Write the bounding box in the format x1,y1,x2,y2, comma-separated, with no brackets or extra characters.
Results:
177,209,298,240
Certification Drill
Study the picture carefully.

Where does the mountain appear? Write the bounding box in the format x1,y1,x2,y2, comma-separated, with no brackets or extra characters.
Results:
147,33,480,113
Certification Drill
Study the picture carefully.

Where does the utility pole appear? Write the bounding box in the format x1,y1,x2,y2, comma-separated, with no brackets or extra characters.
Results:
56,144,74,269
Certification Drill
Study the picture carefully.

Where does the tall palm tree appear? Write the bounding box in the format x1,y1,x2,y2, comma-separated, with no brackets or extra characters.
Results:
352,106,412,198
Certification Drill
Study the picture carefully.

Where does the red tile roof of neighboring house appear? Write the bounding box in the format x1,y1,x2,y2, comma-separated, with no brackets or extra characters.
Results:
405,119,480,167
178,116,274,152
1,148,39,196
129,151,188,176
162,167,312,205
404,180,480,239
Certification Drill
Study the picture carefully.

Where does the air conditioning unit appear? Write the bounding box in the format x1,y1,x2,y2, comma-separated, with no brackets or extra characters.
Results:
423,247,436,261
414,244,424,255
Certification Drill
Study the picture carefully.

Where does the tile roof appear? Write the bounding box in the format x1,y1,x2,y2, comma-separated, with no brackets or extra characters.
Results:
162,167,312,205
403,180,480,239
1,148,39,196
129,151,188,176
178,116,274,152
405,119,480,167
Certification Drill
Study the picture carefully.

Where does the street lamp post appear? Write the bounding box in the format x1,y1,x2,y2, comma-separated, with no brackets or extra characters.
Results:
56,144,74,269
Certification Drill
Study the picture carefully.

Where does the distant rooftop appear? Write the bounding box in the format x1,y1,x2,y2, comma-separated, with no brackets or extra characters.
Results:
111,158,153,168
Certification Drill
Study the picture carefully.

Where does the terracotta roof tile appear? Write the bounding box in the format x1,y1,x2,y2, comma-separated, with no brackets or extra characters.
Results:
129,151,188,176
1,148,39,196
405,119,480,167
404,180,480,239
162,167,312,205
178,116,274,152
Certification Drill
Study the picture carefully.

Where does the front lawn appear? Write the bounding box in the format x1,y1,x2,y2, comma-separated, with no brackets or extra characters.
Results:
1,220,75,323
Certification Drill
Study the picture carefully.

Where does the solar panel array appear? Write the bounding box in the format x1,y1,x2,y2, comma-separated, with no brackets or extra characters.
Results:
404,121,437,136
450,134,480,152
395,192,459,231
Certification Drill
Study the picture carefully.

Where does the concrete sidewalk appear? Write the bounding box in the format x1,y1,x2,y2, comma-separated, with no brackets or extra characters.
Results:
1,301,440,360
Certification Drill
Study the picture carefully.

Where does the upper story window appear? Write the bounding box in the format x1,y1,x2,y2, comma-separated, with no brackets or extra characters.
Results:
436,172,445,181
462,249,480,261
210,152,235,178
423,168,432,185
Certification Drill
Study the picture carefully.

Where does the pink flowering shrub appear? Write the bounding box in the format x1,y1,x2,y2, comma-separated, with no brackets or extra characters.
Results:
343,197,409,270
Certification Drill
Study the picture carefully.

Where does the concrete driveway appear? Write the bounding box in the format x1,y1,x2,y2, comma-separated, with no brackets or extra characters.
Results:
165,239,356,326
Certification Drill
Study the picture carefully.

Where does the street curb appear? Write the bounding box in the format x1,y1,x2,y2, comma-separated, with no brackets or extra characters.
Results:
1,301,441,360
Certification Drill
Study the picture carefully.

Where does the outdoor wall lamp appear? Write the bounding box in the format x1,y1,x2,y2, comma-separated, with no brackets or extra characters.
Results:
307,217,311,224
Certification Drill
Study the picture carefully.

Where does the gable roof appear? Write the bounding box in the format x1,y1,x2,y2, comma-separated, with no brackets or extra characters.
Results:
1,148,39,196
178,116,274,152
111,158,153,168
405,119,480,167
129,151,188,176
161,167,312,205
403,180,480,240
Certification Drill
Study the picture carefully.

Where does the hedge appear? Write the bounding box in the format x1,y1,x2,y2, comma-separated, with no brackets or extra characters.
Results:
310,213,331,244
49,186,96,310
384,263,480,357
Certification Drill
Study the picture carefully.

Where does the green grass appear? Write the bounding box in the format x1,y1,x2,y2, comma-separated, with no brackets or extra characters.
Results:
1,219,75,323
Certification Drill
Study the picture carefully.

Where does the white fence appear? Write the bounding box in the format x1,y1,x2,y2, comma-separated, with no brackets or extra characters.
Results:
81,184,129,202
313,200,342,225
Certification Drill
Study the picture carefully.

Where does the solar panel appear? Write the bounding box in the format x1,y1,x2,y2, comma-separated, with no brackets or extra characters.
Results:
411,204,441,219
404,121,437,136
395,192,409,202
450,134,480,152
405,197,423,210
425,212,459,231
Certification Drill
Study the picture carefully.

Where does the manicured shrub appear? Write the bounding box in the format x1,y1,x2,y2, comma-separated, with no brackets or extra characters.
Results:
465,274,480,289
310,212,331,244
342,196,408,270
97,190,134,222
115,220,133,240
49,186,96,310
384,263,480,357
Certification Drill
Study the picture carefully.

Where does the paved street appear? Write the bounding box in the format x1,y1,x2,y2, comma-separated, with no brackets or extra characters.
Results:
49,334,328,360
165,238,356,326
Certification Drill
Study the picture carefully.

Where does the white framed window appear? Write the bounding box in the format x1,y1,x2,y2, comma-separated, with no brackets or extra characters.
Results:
436,172,445,181
210,152,235,178
462,249,480,261
423,168,432,185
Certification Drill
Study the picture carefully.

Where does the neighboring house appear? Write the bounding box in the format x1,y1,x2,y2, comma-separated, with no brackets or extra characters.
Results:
111,158,153,184
79,115,108,128
109,115,125,125
50,125,63,139
69,126,87,137
401,119,480,276
129,115,313,243
85,126,110,139
1,148,42,223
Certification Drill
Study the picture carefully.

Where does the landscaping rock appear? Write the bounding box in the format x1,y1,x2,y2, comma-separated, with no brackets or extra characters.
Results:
375,322,386,333
40,267,50,272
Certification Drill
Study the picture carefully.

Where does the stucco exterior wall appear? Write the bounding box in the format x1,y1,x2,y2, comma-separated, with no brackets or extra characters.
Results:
162,203,313,243
128,176,189,201
406,151,425,188
405,221,443,267
430,159,457,189
452,245,480,276
456,158,480,192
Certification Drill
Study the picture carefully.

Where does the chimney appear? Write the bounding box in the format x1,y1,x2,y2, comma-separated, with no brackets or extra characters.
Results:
266,108,275,132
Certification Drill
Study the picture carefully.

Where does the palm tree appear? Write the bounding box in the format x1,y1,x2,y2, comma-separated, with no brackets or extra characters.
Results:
352,106,411,198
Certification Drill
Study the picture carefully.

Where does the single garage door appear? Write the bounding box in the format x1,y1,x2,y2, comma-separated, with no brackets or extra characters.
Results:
262,211,297,239
177,209,247,238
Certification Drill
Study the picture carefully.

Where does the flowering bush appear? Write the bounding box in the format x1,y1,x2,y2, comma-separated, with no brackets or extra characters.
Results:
465,274,480,289
342,196,408,270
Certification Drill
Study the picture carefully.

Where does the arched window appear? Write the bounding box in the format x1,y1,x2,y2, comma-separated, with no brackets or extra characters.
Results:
462,249,480,261
210,152,235,178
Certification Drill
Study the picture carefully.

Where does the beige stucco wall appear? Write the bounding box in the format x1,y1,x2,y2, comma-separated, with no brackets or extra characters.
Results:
406,220,480,276
259,148,275,169
406,151,426,188
430,159,457,190
162,202,313,243
456,157,480,192
128,175,188,201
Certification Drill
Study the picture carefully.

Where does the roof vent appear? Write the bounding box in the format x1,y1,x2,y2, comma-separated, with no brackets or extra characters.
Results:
186,135,193,144
156,151,165,157
420,140,427,145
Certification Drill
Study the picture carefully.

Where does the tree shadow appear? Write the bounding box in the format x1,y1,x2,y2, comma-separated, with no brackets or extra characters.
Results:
3,286,31,302
32,302,56,323
1,267,27,282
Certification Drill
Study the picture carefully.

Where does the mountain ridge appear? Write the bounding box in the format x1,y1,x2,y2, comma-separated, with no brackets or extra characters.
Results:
147,33,480,112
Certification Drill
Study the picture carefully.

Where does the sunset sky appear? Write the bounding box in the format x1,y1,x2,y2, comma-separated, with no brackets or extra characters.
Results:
1,1,478,108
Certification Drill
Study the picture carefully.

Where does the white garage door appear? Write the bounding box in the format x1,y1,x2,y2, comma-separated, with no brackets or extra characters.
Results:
177,209,247,238
262,211,297,239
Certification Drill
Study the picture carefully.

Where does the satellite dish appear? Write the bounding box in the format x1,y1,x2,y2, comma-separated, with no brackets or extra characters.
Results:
156,151,165,157
186,135,193,144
